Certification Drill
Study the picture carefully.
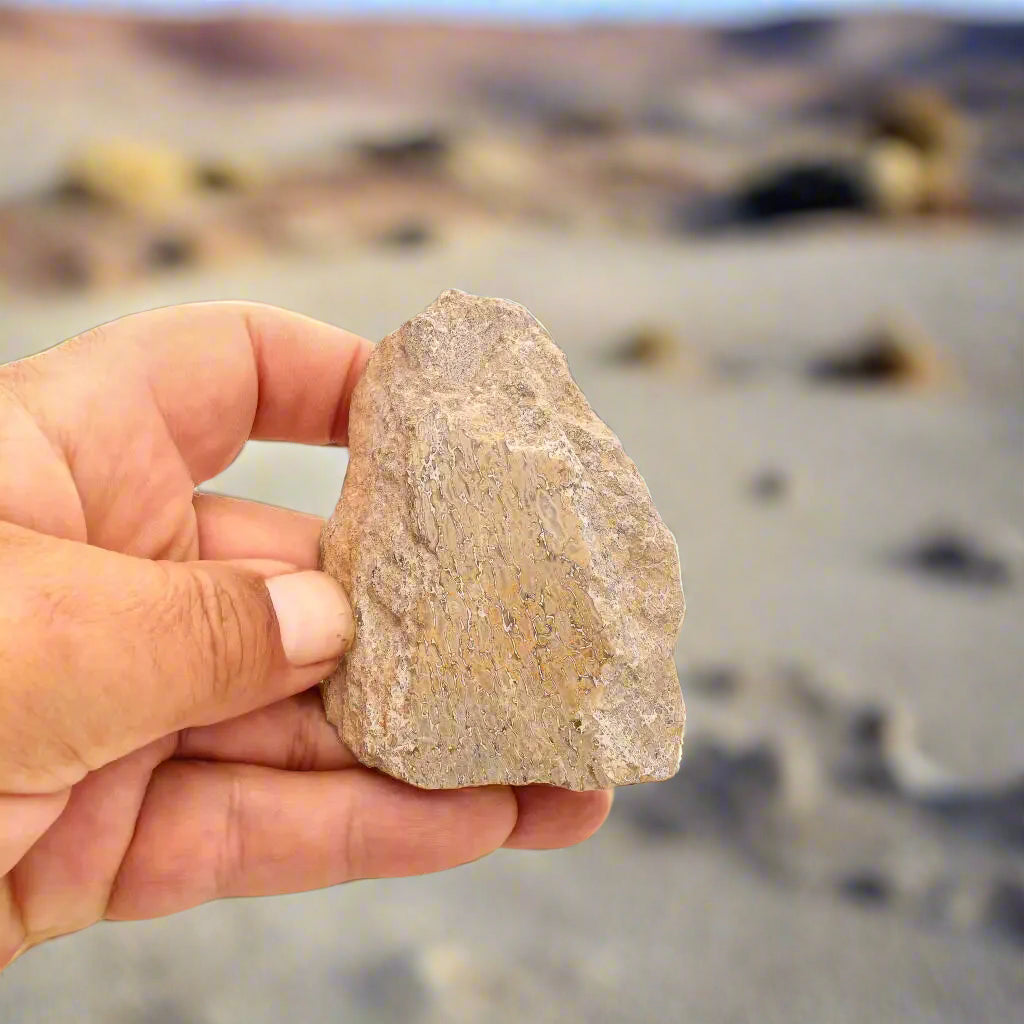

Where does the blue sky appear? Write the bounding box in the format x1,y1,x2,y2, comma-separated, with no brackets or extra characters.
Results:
20,0,1024,21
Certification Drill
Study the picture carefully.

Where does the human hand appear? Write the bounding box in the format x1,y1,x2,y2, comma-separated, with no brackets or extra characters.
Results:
0,302,612,967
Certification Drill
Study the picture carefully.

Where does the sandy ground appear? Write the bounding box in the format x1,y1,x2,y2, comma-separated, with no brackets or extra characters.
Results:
1,224,1022,1022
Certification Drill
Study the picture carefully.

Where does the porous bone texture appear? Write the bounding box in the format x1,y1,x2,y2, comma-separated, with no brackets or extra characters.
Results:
321,289,685,789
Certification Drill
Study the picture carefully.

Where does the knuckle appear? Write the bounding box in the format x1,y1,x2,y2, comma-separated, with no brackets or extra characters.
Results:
66,322,113,355
0,360,38,403
341,788,368,881
0,532,93,783
285,713,321,773
214,771,248,897
107,761,227,918
184,571,264,702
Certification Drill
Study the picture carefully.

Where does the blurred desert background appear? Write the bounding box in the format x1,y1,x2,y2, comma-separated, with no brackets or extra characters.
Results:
1,1,1023,1021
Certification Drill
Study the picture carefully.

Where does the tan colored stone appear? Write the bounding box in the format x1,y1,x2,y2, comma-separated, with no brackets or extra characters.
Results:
864,140,928,218
321,289,685,790
61,138,194,214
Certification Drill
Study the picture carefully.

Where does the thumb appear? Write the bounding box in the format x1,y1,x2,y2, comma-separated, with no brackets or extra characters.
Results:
0,521,353,793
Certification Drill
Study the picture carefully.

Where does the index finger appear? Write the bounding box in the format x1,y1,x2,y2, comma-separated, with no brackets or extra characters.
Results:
36,301,373,484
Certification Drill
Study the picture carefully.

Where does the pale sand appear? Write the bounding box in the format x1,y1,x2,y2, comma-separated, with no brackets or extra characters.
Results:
1,224,1022,1021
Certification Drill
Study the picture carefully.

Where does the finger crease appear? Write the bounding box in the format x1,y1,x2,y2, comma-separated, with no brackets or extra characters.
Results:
2,873,29,970
215,773,248,899
340,786,364,882
103,755,166,922
286,713,320,773
329,338,370,446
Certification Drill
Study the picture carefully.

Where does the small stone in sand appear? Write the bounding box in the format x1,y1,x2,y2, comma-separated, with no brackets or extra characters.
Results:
899,531,1011,588
147,235,197,269
985,880,1024,947
357,130,451,170
377,221,434,248
808,311,949,388
735,160,868,222
868,86,965,158
683,663,742,699
609,325,683,367
838,870,895,907
748,468,789,502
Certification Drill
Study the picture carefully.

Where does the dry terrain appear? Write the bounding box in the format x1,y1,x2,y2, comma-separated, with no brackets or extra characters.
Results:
0,8,1022,1023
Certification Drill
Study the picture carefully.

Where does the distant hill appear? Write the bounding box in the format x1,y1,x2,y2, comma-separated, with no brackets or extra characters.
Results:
0,7,1021,198
2,8,1022,103
720,17,837,59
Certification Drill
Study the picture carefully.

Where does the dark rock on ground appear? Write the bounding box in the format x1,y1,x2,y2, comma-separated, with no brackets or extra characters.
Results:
984,879,1024,946
349,951,432,1021
810,339,912,382
898,532,1012,588
147,235,198,269
748,468,789,502
622,739,789,839
838,870,895,907
46,247,92,289
543,106,625,138
357,130,451,170
608,325,680,366
683,664,743,700
734,161,869,223
376,221,435,247
807,312,948,387
922,777,1024,847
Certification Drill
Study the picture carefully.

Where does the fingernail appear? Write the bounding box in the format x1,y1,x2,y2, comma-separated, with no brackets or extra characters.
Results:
266,570,354,667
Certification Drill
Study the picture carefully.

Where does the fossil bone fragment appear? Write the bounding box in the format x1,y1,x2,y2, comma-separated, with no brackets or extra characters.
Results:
321,289,685,789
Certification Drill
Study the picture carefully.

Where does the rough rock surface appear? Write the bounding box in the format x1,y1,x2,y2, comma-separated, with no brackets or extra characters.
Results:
321,289,685,790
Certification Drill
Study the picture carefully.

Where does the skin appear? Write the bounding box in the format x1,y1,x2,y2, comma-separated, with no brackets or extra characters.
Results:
0,302,612,969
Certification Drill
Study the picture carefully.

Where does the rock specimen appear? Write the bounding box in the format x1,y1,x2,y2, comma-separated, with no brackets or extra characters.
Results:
321,289,685,790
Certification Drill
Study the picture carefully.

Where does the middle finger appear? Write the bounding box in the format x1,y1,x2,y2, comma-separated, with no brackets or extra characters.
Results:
194,492,324,566
175,689,359,771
